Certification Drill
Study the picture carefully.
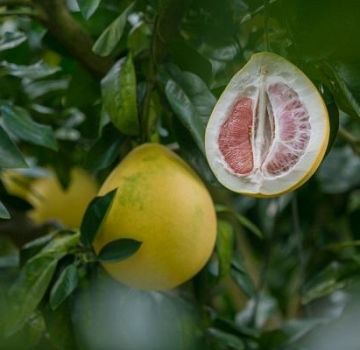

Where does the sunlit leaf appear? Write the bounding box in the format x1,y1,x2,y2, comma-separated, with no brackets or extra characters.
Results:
1,105,58,151
0,200,10,219
50,264,79,310
101,55,138,135
5,256,58,336
0,61,60,80
161,64,216,153
77,0,102,19
93,2,134,56
0,32,27,51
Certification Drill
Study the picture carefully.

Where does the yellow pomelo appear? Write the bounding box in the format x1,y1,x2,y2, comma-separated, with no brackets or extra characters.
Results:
27,168,98,228
93,143,217,290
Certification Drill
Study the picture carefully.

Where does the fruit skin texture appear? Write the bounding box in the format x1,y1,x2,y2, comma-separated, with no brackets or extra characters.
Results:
27,168,98,228
93,143,217,291
205,52,330,198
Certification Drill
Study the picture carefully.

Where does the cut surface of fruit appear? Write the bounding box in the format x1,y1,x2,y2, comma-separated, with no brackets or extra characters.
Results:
205,52,329,197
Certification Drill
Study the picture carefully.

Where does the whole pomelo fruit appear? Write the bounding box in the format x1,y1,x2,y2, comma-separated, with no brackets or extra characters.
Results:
27,168,98,228
93,143,217,290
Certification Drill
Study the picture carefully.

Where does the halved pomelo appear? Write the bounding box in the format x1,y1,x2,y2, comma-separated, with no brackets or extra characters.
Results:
205,52,329,197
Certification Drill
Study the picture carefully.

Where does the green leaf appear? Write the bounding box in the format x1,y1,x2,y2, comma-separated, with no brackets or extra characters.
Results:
92,2,134,56
168,40,213,84
43,301,78,350
302,262,346,304
80,190,117,246
101,55,138,135
0,125,27,168
216,205,263,239
24,78,69,99
127,22,151,57
207,328,245,349
173,118,217,185
4,231,79,336
5,256,58,336
50,264,79,311
162,64,216,153
97,238,142,262
216,220,234,279
231,255,256,298
1,105,58,151
77,0,102,19
84,124,124,170
37,230,80,260
0,200,10,219
0,61,60,80
322,62,360,118
0,32,27,51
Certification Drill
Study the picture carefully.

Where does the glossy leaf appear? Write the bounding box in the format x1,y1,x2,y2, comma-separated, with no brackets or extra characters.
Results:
80,190,117,246
5,256,58,336
92,2,134,56
1,105,58,151
0,32,26,51
101,55,139,135
322,62,360,118
23,78,69,99
173,119,217,185
0,61,60,80
77,0,102,19
84,124,124,170
0,125,27,169
216,220,234,279
127,22,151,57
50,264,79,310
0,200,10,219
162,64,216,153
97,238,142,262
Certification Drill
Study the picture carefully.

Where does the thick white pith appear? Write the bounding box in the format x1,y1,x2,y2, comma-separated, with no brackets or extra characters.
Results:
205,52,329,196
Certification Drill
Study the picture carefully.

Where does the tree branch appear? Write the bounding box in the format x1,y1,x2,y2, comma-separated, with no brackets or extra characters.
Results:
31,0,113,78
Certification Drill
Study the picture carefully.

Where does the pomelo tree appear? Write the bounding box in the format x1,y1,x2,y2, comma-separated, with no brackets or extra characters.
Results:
1,0,360,349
